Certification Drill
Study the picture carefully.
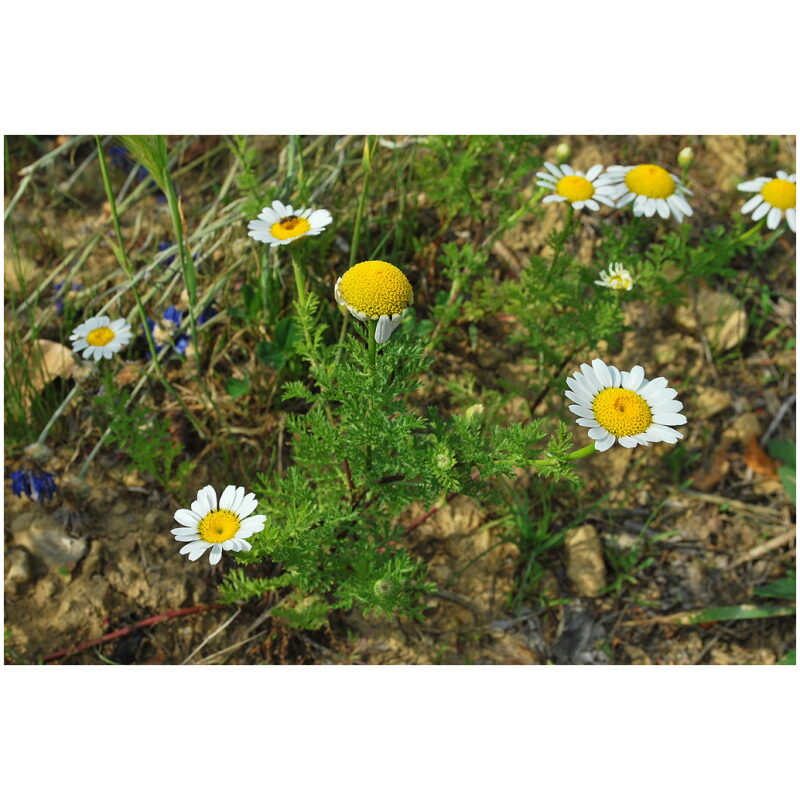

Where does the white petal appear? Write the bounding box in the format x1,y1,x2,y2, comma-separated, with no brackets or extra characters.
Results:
591,358,613,388
644,197,657,217
565,387,594,406
544,162,563,179
236,493,258,520
672,194,693,217
171,526,198,537
652,399,684,414
586,165,602,181
375,315,393,344
618,436,640,448
208,544,223,565
786,208,796,232
569,404,594,418
740,194,763,215
594,434,616,452
576,418,599,428
616,192,635,207
588,426,609,440
174,508,200,527
173,533,201,542
219,485,237,510
766,206,782,230
639,377,668,399
652,411,687,426
656,199,670,219
307,209,332,228
585,199,599,212
623,365,645,391
751,201,771,221
580,363,603,392
561,164,574,175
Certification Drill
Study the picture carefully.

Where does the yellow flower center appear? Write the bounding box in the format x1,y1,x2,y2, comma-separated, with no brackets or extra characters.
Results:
270,215,312,241
592,388,653,438
198,509,240,543
556,175,594,202
339,260,413,318
86,327,115,347
624,164,675,199
760,178,796,210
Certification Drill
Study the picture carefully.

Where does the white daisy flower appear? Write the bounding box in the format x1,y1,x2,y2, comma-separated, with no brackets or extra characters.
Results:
606,164,694,222
737,171,796,232
565,358,687,452
247,200,332,247
535,162,617,211
595,262,633,292
171,484,267,566
69,315,133,360
334,260,414,344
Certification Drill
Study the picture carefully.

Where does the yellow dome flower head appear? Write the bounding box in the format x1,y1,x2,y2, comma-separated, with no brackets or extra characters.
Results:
334,260,413,344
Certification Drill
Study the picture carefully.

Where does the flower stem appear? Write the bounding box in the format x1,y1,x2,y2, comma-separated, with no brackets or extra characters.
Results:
735,218,765,244
367,318,377,368
531,441,596,468
337,136,375,359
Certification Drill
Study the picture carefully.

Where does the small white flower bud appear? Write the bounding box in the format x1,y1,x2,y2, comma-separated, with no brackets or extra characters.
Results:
554,142,572,163
677,147,694,169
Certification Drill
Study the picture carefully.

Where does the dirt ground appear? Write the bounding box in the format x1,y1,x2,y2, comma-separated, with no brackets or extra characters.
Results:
4,135,796,664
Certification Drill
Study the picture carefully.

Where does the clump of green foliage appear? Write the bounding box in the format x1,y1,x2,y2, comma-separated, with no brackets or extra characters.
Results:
220,293,580,628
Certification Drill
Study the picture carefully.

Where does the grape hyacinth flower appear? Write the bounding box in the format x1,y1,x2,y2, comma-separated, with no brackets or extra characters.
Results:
11,469,58,503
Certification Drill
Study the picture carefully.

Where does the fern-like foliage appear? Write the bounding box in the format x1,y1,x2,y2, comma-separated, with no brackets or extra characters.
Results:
221,297,577,627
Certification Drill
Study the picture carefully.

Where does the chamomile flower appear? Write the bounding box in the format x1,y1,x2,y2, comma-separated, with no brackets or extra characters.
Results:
536,162,617,211
737,171,796,232
565,358,687,452
247,200,332,247
335,260,414,344
595,262,633,292
171,485,267,566
69,315,133,360
606,164,694,222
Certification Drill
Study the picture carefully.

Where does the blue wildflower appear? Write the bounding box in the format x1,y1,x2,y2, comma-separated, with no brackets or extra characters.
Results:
198,305,218,325
11,469,57,503
158,241,176,265
52,280,83,315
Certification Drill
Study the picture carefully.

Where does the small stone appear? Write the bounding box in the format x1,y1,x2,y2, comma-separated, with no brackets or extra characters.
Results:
675,289,747,352
6,548,33,584
721,412,762,444
565,524,607,597
11,510,88,568
694,386,733,419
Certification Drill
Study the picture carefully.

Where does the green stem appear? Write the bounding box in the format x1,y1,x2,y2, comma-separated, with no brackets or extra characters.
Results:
735,218,765,244
336,136,375,359
94,137,208,439
531,442,596,468
551,204,574,269
95,136,161,370
36,384,80,445
367,318,377,368
365,318,378,471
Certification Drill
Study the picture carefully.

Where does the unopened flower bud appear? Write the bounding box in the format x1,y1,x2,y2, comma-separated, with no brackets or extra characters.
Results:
677,147,694,169
374,579,393,597
465,403,485,422
554,142,572,164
